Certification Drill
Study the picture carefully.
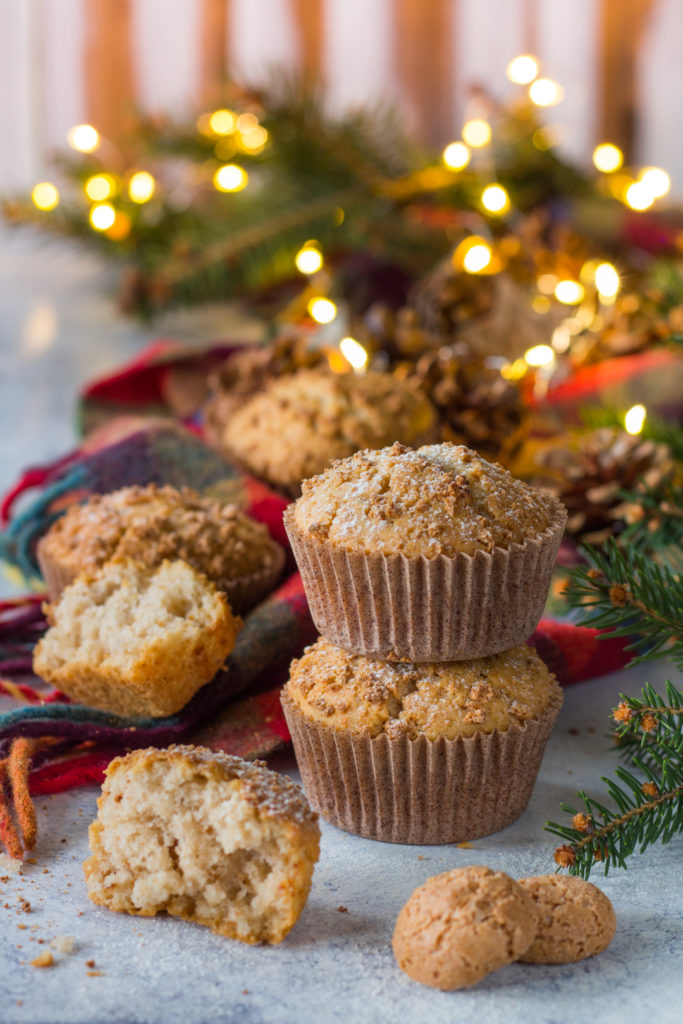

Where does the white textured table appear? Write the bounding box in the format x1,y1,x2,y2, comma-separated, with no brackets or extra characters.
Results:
0,226,681,1024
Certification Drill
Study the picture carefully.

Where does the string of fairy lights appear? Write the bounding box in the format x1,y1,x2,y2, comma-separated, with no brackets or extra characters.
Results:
26,52,673,436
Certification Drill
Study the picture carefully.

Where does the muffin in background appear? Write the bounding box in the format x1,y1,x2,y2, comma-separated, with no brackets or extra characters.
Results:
218,368,438,497
281,637,563,844
286,442,566,661
37,484,285,613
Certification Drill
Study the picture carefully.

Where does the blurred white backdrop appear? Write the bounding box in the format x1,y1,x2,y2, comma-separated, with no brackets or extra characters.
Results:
1,0,682,193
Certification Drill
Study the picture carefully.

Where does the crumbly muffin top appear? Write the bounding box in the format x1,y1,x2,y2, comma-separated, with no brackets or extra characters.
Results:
292,442,560,557
105,745,319,830
40,484,281,581
221,369,437,495
284,637,560,740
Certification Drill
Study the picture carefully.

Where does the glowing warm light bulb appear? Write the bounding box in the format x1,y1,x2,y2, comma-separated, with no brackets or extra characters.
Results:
339,337,368,371
308,298,337,324
529,78,563,107
639,167,670,199
537,273,558,295
241,126,268,152
85,175,114,201
481,184,509,214
463,243,492,273
237,113,260,134
554,280,585,305
593,143,623,173
462,119,491,148
506,55,539,85
89,203,116,231
524,344,555,367
624,182,654,211
213,164,248,192
67,124,100,153
442,141,470,171
594,262,620,299
128,171,156,204
209,109,237,136
31,182,59,211
295,245,323,275
624,404,646,435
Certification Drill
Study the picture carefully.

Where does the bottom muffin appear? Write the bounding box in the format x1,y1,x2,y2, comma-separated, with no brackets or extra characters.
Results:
281,638,563,845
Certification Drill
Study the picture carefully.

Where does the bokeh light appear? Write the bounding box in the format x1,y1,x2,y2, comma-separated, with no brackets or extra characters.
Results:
31,182,60,211
506,55,539,85
67,124,100,153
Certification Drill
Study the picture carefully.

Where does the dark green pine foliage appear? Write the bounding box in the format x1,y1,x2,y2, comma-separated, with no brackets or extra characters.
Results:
545,529,683,878
545,682,683,879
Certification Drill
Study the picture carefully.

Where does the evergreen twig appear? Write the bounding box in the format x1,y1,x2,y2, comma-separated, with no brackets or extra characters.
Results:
563,538,683,670
545,681,683,878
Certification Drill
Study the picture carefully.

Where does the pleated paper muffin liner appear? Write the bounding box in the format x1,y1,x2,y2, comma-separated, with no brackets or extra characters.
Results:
281,687,563,845
284,503,566,662
36,538,286,615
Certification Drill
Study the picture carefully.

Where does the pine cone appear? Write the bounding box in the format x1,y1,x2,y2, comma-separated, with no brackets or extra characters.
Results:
397,344,527,464
534,428,675,543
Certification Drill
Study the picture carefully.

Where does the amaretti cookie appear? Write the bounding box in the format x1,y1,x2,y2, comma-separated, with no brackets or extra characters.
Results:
84,746,320,944
392,866,538,989
281,638,563,843
517,875,616,963
36,484,285,613
285,442,566,661
219,369,438,496
33,559,239,717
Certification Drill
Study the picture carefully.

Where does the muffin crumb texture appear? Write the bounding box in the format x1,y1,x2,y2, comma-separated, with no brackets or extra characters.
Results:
518,875,616,963
295,442,559,556
84,746,320,944
222,371,437,495
33,558,239,717
286,637,560,739
392,866,538,989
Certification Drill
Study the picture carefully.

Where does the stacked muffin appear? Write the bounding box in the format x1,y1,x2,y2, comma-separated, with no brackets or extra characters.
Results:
281,442,567,844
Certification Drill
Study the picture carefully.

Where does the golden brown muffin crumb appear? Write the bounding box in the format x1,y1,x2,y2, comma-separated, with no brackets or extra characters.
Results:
294,442,559,556
392,866,538,989
517,875,616,963
221,370,438,495
84,746,320,944
285,638,560,739
33,558,239,717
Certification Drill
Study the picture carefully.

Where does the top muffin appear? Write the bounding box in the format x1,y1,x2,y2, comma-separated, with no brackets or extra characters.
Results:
292,442,559,557
37,484,284,612
219,369,437,496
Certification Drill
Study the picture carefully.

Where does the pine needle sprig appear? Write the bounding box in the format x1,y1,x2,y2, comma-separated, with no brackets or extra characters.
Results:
564,539,683,669
617,480,683,562
545,680,683,878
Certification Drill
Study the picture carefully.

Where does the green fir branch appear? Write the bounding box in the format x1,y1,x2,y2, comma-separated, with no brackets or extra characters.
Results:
563,539,683,670
617,480,683,560
545,681,683,878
